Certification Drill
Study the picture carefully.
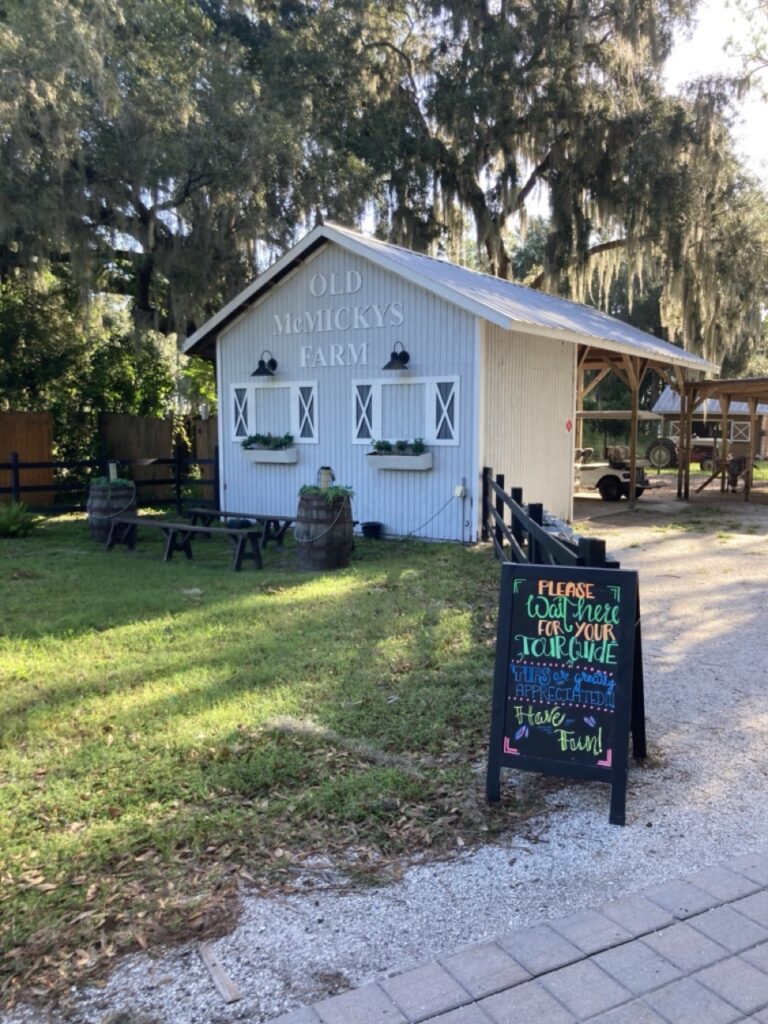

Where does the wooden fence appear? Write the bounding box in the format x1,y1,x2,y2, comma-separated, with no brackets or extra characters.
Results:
481,467,616,569
1,412,220,511
0,451,218,514
0,411,54,505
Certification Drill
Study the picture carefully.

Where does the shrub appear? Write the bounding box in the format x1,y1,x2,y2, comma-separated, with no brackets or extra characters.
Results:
0,501,40,538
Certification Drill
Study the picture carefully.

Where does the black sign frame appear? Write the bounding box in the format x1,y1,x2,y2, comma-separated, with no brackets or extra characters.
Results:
486,562,646,825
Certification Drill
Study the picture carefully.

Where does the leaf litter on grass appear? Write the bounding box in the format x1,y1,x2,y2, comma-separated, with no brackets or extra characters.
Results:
0,521,538,1010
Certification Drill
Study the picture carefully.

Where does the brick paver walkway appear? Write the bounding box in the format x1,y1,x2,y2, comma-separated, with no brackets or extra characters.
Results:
270,851,768,1023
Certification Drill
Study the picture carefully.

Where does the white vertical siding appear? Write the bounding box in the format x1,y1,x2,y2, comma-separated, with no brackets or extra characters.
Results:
479,322,576,522
382,383,426,440
217,244,476,540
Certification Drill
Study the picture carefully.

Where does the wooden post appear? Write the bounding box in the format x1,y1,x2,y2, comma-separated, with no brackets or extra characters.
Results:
10,451,20,503
622,355,645,511
214,445,221,511
688,385,700,499
494,473,505,551
174,446,184,516
528,502,543,563
481,467,490,541
676,387,685,499
746,398,758,502
578,536,607,568
720,394,729,493
510,486,524,547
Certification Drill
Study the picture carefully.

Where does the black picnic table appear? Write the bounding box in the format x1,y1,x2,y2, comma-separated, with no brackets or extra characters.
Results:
105,514,263,571
185,507,294,548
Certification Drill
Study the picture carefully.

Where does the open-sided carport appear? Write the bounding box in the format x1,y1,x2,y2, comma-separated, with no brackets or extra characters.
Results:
676,377,768,502
576,344,717,510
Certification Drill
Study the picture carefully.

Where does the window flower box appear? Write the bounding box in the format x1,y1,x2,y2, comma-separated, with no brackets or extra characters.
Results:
241,432,297,463
242,446,298,464
366,451,433,471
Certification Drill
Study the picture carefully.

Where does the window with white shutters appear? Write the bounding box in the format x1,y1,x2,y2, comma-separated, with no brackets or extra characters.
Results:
233,382,318,444
352,376,459,445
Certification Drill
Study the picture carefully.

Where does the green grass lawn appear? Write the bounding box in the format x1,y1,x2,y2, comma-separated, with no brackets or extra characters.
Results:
0,516,523,1003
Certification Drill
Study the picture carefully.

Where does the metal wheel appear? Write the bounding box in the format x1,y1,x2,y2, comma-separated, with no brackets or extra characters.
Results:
699,457,713,473
645,438,676,469
598,476,623,502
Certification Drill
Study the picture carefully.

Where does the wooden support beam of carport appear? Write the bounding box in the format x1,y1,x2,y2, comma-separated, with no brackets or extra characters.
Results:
720,394,730,494
621,355,649,510
746,397,758,501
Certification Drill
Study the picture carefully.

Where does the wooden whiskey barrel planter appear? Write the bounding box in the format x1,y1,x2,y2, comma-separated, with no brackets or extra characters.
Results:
294,493,353,570
86,481,137,542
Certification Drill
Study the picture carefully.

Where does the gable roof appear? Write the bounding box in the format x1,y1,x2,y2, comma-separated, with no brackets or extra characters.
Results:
183,223,717,374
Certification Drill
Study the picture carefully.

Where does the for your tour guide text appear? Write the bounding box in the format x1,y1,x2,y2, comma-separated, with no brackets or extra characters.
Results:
515,578,619,666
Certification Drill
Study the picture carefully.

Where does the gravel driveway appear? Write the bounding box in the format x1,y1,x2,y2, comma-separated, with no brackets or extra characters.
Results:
5,493,768,1024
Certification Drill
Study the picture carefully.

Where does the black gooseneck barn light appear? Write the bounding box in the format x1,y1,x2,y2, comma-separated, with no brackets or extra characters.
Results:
252,350,278,376
382,341,410,371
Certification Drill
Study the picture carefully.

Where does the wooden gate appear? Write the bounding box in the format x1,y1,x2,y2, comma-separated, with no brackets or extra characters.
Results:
192,416,218,504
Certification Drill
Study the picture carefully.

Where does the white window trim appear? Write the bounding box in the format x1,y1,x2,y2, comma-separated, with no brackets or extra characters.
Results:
231,381,319,444
351,375,460,446
730,421,750,443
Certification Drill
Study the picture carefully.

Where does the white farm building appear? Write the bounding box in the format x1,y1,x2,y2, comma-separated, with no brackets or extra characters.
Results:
183,224,712,540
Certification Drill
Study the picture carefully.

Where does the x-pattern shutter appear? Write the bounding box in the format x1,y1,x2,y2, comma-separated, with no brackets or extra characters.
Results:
233,387,249,438
435,381,456,441
298,385,317,440
355,384,373,440
731,421,750,442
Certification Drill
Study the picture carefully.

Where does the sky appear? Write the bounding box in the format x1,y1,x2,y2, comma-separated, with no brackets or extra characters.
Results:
664,0,768,180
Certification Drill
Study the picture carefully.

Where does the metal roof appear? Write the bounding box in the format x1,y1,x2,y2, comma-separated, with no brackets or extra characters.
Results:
183,223,717,373
652,386,768,416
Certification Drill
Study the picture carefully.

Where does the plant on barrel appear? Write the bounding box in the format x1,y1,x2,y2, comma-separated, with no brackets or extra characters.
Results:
298,484,354,504
90,474,134,487
295,485,355,570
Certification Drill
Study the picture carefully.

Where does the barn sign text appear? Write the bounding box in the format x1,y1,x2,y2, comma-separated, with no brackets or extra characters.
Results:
272,271,404,343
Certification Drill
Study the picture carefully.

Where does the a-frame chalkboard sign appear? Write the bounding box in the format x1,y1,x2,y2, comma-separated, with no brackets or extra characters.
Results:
486,562,646,825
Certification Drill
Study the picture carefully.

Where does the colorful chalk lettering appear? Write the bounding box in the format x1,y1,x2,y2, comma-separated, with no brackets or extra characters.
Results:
486,563,645,826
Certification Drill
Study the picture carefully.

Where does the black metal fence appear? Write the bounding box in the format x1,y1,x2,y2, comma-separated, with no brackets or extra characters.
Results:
0,450,219,516
481,467,618,569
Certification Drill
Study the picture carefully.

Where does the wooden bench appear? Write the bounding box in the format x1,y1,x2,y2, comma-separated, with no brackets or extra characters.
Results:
105,515,263,571
185,507,294,549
